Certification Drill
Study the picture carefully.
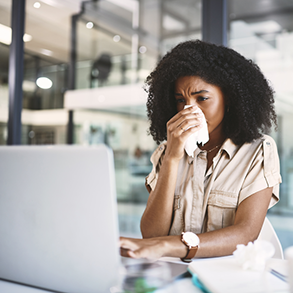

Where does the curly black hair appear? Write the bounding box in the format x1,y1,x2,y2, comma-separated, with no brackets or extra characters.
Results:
146,40,277,145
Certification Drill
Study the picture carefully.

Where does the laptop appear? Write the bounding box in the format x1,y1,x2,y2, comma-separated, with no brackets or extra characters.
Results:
0,145,121,293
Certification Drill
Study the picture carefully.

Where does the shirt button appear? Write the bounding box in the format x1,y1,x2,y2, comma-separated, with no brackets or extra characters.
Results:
266,142,270,146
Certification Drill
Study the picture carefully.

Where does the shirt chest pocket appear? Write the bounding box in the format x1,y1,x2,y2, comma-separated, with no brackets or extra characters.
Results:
206,190,238,232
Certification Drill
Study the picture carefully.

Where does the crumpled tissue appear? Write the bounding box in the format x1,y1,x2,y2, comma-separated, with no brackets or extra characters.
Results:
184,105,209,157
233,240,275,271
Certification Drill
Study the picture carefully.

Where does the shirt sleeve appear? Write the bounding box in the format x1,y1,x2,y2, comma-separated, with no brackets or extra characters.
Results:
145,142,167,192
238,135,282,208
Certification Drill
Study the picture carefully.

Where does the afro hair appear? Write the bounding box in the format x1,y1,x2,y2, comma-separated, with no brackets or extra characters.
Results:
145,40,277,145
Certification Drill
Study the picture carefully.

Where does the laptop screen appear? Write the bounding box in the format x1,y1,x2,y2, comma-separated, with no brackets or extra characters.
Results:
0,145,121,293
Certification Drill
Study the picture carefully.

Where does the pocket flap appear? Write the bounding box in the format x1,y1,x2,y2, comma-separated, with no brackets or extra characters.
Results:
208,190,238,208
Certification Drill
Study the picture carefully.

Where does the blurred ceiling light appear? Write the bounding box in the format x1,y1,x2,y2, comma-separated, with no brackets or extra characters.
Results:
33,2,41,8
113,35,121,42
40,48,53,56
86,22,94,29
248,20,282,34
139,46,147,54
36,77,53,89
23,80,36,92
0,24,32,45
23,34,32,42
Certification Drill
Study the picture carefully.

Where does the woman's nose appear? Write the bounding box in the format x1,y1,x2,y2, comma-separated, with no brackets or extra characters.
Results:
185,100,197,106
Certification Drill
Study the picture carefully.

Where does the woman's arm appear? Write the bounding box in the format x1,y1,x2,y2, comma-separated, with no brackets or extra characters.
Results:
122,187,273,259
140,158,180,238
140,106,203,238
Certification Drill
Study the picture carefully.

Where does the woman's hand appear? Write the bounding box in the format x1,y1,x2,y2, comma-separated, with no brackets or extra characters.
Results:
166,105,203,161
119,235,186,261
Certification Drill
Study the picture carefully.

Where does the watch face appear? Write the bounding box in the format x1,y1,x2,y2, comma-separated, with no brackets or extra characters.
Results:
183,232,200,246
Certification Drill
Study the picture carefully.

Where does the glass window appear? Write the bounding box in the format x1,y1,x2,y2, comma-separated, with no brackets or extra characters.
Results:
68,0,202,236
229,0,293,249
0,0,11,145
21,1,70,145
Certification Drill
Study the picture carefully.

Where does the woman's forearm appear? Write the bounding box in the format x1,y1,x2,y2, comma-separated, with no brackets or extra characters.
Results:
120,223,259,260
121,221,261,260
140,157,180,238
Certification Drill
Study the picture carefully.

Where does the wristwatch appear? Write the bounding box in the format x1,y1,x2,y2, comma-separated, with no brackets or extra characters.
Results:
180,231,200,263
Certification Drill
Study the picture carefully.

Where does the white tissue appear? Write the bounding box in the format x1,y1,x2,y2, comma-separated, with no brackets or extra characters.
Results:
184,105,209,157
233,240,275,271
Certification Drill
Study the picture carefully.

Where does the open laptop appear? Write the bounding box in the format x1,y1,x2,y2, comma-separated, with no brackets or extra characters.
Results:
0,145,121,293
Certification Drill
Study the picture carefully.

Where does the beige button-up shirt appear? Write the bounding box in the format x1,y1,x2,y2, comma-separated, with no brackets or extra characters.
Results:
145,135,281,235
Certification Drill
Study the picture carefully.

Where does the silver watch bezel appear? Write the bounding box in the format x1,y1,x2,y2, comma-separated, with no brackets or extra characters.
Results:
181,231,200,248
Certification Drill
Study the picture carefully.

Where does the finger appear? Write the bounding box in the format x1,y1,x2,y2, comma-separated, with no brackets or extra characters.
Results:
119,237,141,251
168,112,203,132
126,247,149,260
120,247,137,258
128,250,139,259
178,117,203,132
167,105,199,125
175,123,203,141
182,123,203,135
120,247,130,257
131,247,162,261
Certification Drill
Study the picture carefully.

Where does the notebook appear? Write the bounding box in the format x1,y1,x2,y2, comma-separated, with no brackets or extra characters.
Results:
188,256,289,293
0,145,121,293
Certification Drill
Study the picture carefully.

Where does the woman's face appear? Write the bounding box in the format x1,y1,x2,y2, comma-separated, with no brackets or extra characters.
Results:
174,76,226,135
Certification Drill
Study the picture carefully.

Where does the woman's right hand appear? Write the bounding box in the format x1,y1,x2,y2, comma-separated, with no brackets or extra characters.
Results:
165,105,203,161
141,106,203,238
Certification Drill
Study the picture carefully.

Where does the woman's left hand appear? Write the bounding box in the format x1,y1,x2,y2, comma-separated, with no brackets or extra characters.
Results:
119,235,185,261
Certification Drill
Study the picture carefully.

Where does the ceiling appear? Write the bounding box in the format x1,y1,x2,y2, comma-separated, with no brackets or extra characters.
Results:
0,0,293,117
0,0,80,63
0,0,293,67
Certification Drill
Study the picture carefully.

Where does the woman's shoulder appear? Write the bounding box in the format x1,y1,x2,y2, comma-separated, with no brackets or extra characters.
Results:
239,134,278,151
149,141,167,165
261,134,278,148
145,142,167,192
239,134,280,174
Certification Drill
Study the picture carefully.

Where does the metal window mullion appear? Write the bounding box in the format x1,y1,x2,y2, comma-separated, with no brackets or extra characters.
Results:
202,0,227,46
7,0,26,145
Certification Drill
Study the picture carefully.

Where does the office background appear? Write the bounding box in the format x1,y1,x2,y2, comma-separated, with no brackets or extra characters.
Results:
0,0,293,247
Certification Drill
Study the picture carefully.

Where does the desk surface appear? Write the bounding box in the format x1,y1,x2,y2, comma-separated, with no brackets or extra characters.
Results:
0,278,201,293
0,258,289,293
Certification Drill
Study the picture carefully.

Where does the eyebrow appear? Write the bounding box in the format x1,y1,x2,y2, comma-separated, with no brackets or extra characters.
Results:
175,90,209,96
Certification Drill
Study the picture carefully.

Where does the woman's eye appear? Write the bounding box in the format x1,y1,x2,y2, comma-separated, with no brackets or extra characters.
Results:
176,99,185,104
198,96,208,101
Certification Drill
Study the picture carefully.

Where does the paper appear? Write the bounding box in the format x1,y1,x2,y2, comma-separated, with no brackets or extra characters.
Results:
183,105,209,157
188,256,289,293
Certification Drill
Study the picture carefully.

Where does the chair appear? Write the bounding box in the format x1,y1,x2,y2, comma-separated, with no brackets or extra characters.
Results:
257,217,284,259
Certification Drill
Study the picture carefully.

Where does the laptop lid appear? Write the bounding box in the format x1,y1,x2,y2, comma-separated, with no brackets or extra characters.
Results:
0,145,121,293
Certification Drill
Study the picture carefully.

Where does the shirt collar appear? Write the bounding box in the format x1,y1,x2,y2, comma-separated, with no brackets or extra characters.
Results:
220,138,238,159
155,138,238,164
194,138,237,159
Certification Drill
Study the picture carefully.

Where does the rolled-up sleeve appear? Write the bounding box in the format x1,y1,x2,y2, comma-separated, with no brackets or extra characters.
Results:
239,136,282,208
145,142,166,192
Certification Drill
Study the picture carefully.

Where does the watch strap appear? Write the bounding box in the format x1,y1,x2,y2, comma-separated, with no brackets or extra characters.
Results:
181,246,198,263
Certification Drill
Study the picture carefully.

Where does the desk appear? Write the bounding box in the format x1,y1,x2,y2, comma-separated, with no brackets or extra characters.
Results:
0,278,201,293
0,258,290,293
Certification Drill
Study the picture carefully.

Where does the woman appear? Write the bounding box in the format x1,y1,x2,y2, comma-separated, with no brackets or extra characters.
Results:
120,40,281,261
